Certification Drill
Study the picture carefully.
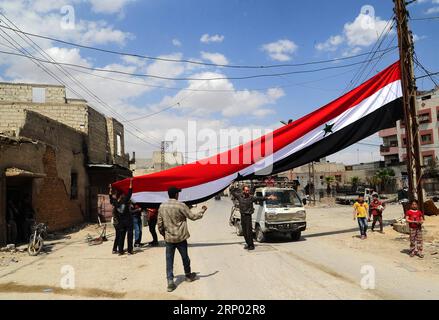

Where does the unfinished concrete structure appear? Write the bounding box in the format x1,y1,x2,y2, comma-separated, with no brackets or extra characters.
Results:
0,83,133,245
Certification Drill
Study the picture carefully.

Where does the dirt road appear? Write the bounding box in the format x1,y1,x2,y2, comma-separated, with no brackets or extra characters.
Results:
1,198,439,299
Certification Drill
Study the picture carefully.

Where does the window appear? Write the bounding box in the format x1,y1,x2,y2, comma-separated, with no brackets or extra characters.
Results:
116,134,122,156
424,156,434,166
418,112,431,124
32,87,46,103
70,172,78,200
421,134,432,144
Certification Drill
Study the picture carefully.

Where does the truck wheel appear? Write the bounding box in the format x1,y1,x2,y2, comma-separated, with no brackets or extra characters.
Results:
235,220,243,236
255,225,266,243
290,231,301,241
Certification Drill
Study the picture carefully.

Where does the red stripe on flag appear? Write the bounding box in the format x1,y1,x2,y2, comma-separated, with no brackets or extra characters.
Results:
113,61,401,193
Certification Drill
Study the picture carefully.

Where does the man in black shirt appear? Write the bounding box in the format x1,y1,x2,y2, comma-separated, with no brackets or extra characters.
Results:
230,185,276,250
109,178,133,255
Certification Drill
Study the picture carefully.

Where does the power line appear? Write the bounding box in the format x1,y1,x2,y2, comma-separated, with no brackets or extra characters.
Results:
0,13,163,149
413,52,438,87
342,15,395,93
0,23,399,70
62,62,355,93
123,68,359,122
0,47,397,81
415,71,439,80
410,16,439,21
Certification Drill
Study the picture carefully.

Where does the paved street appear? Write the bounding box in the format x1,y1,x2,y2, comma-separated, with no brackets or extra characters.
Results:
1,198,439,299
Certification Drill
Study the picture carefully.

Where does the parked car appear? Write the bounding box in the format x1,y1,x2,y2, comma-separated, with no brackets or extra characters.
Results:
336,187,372,205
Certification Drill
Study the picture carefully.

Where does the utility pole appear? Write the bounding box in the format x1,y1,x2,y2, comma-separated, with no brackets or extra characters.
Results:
160,141,173,171
307,161,315,205
394,0,424,210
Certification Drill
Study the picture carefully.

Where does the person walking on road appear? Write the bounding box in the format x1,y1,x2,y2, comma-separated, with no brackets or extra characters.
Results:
353,195,369,240
131,202,143,248
370,193,385,233
147,208,159,246
405,199,424,258
230,185,276,250
109,178,134,255
157,186,207,292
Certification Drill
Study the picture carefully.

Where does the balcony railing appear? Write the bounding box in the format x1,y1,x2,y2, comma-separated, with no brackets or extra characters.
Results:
380,145,399,155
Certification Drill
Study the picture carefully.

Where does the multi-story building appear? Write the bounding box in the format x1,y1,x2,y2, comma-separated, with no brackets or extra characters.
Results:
131,151,185,176
379,87,439,166
0,82,133,245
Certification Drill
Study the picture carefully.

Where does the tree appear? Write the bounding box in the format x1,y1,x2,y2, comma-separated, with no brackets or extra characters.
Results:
366,175,381,191
375,168,395,193
424,158,439,178
324,176,335,196
350,176,361,191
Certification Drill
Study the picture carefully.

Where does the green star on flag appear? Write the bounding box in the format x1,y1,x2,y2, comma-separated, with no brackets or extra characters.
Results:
323,123,334,137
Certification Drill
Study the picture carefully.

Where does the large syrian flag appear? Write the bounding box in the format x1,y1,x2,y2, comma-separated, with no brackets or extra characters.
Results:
113,61,403,205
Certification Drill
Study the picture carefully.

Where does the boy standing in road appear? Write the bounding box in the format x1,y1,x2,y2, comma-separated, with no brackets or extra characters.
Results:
353,195,369,240
370,193,385,233
405,200,424,258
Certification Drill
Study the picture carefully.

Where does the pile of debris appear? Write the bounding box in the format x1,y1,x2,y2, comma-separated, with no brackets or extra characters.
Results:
424,200,439,216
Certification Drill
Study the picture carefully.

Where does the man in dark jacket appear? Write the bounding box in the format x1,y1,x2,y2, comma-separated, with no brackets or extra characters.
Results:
109,178,133,255
230,185,276,250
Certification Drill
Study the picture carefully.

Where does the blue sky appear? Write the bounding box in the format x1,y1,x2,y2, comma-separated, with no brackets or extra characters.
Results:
0,0,438,164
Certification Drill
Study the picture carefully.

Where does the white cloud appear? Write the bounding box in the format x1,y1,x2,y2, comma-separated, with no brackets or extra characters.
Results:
0,0,133,46
344,13,394,47
145,53,187,79
261,39,298,62
172,39,182,47
200,33,225,44
315,35,344,52
426,6,439,14
155,71,284,118
200,51,228,65
88,0,135,14
315,12,394,56
262,39,298,61
413,34,427,42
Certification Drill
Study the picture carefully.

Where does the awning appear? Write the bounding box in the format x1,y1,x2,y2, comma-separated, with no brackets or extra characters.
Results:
5,168,46,178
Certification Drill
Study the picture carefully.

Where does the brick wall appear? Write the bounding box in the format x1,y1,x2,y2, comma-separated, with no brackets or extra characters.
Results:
0,104,88,136
106,117,129,167
87,107,110,164
0,82,130,168
0,112,88,243
0,83,66,104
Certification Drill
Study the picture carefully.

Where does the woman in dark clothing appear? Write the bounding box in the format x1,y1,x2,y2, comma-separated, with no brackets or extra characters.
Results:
109,178,133,255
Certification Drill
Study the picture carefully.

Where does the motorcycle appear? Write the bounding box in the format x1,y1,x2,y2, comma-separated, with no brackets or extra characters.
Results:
28,223,48,256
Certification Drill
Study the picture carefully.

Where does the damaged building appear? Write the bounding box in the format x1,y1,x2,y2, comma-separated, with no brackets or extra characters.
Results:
0,82,133,245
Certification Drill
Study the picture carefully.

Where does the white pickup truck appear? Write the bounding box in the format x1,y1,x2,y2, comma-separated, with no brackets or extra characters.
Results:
229,187,306,242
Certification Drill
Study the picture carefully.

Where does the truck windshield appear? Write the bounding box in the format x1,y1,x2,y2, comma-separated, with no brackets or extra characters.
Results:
265,190,302,208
